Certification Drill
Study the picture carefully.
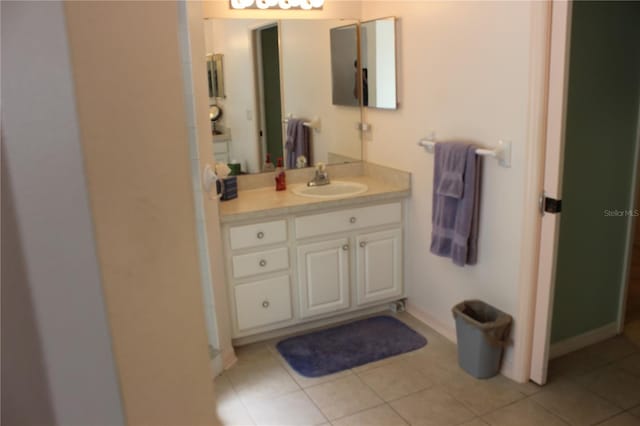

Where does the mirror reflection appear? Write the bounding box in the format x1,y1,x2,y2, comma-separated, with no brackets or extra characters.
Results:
206,53,225,99
330,24,360,107
360,17,397,110
203,18,363,174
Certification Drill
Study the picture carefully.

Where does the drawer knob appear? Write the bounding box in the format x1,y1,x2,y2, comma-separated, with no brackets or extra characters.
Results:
342,244,349,251
256,231,265,239
259,259,267,267
262,300,270,308
359,241,367,248
349,217,357,224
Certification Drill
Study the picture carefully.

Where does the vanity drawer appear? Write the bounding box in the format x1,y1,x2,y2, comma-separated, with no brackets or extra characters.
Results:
234,275,292,331
232,247,289,279
295,202,402,239
229,220,287,250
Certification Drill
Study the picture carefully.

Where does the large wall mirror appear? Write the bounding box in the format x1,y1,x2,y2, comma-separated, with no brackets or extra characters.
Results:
204,18,364,174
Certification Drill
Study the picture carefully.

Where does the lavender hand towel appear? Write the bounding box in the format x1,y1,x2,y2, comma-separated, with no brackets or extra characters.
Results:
430,143,481,266
285,119,310,169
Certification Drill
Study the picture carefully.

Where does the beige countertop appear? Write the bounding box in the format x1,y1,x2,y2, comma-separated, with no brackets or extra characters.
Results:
219,173,410,224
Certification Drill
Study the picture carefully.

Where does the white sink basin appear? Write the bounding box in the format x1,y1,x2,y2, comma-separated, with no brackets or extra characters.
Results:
291,181,369,199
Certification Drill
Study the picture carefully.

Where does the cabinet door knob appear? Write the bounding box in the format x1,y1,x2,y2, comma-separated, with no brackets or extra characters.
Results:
259,259,267,267
349,217,357,224
262,300,270,308
342,244,349,251
257,231,265,239
359,241,367,248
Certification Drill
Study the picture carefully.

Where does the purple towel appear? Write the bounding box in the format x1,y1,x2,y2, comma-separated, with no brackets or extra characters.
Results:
430,142,481,266
285,119,310,169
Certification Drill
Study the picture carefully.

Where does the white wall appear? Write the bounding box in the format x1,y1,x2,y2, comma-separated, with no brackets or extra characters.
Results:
361,1,534,379
1,2,125,423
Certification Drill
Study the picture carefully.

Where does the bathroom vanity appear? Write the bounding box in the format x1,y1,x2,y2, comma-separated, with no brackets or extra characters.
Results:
219,163,410,341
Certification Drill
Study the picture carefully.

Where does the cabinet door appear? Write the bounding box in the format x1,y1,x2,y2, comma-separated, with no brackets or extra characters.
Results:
356,229,402,305
297,238,350,318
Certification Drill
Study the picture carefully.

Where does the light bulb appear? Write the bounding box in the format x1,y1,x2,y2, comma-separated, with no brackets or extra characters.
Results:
231,0,323,9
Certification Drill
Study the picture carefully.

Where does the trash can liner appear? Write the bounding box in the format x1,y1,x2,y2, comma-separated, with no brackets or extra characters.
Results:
452,299,513,379
453,300,512,347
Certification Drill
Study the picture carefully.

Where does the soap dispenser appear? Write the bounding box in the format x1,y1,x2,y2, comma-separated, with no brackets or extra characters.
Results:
275,157,286,191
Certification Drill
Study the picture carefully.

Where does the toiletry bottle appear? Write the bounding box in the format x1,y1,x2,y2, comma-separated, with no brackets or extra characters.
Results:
263,153,275,172
275,158,286,191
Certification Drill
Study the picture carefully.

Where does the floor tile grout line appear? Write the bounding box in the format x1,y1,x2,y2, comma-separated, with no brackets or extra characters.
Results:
384,400,412,426
469,392,527,418
535,388,623,426
298,386,330,424
437,379,528,419
324,401,388,425
216,373,258,426
592,409,633,426
561,363,640,413
303,373,387,422
224,349,309,424
270,352,332,424
477,395,572,425
524,397,572,426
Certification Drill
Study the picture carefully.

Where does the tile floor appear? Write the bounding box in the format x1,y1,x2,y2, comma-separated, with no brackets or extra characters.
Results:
214,313,640,426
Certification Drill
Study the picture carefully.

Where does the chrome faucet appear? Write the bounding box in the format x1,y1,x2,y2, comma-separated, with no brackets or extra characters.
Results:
307,162,330,187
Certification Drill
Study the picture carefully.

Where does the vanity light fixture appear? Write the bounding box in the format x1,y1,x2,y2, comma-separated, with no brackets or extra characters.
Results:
230,0,325,10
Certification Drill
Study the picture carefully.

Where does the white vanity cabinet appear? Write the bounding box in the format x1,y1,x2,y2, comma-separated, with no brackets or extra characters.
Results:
222,201,404,339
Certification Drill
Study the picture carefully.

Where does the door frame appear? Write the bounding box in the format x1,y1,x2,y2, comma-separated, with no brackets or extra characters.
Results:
510,0,555,384
252,21,283,168
527,0,573,386
617,101,640,331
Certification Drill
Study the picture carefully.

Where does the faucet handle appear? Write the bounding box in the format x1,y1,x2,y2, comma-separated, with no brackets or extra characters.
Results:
316,162,326,172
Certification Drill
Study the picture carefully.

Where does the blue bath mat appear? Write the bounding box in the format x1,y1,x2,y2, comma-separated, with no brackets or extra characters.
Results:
276,316,427,377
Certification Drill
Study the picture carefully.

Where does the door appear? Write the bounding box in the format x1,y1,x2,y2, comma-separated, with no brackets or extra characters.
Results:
356,229,402,306
258,25,284,164
297,238,350,318
529,0,572,385
530,1,640,385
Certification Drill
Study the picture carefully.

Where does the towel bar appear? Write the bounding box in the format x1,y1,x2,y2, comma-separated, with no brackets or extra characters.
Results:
283,114,321,132
418,134,511,168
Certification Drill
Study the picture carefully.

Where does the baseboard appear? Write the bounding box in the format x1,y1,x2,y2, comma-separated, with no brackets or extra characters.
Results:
549,322,618,359
211,353,224,378
405,301,457,344
231,304,390,347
